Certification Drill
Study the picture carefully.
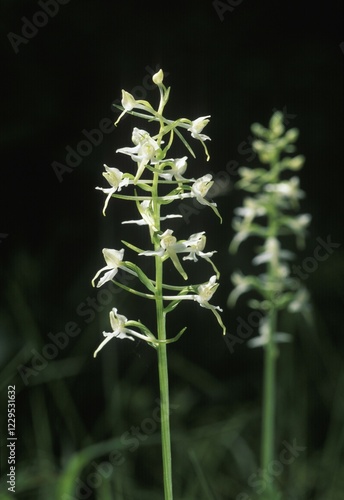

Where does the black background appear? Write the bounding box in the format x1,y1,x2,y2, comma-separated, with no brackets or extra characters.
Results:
1,1,343,499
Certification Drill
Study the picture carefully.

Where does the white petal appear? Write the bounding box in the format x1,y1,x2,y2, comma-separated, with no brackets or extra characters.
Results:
122,219,147,226
96,268,118,288
139,249,164,257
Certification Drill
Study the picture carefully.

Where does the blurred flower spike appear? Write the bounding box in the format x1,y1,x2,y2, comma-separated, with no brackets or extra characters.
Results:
229,110,312,348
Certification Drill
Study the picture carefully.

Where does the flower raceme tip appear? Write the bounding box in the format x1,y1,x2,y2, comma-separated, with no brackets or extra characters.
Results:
92,68,225,357
152,69,164,85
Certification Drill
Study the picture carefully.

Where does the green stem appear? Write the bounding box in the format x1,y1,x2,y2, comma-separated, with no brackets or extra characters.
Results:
156,258,173,499
153,104,173,499
261,307,278,499
260,168,280,499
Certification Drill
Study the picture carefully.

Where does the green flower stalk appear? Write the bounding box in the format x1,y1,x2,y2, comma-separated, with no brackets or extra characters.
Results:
228,111,311,500
92,69,225,499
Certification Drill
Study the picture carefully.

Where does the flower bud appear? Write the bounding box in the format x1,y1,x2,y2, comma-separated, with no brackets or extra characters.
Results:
152,69,164,85
251,122,268,138
285,128,299,143
287,155,305,170
269,111,285,137
121,90,137,110
252,139,265,152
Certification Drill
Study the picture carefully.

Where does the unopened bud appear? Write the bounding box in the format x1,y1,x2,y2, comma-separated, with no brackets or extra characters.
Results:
152,69,164,85
121,90,136,110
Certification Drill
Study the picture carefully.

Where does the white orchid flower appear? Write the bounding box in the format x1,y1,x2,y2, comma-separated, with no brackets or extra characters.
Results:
190,276,226,335
247,316,292,348
94,308,135,357
163,274,221,311
194,275,222,310
195,275,226,333
139,230,218,279
264,176,305,202
115,90,154,125
139,229,188,279
158,156,188,181
122,200,182,231
92,248,136,288
180,232,219,276
252,237,295,266
93,308,157,357
161,275,225,334
229,198,267,252
191,175,222,221
187,116,211,141
181,232,215,262
116,128,162,183
96,165,130,215
234,197,267,223
281,213,311,233
191,174,214,205
139,229,185,256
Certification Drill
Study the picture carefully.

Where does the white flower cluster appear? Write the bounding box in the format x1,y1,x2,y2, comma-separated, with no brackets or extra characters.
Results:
92,70,225,356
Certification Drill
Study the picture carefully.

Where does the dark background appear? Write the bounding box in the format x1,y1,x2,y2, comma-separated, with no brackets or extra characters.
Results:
0,1,343,499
